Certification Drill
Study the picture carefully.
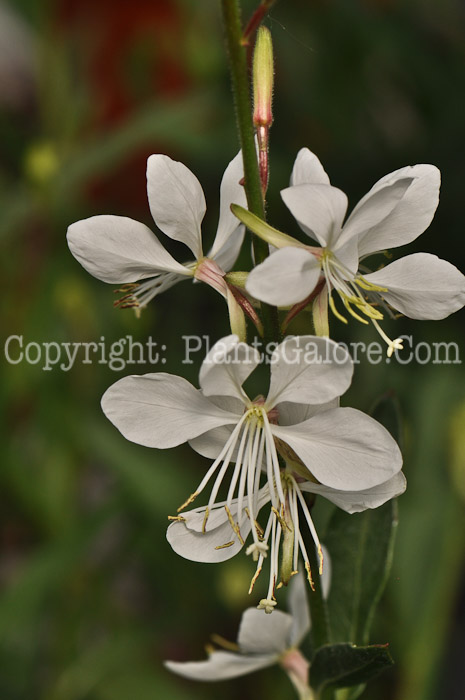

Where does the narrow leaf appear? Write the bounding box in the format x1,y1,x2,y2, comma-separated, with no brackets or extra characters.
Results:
311,643,393,693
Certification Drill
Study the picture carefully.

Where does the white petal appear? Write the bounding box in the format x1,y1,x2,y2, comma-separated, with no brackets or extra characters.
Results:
238,608,292,655
271,407,403,491
332,234,360,277
146,154,206,259
188,397,243,459
364,253,465,320
300,472,406,514
167,499,256,563
165,651,275,682
288,573,311,647
67,215,189,283
211,225,246,272
199,335,260,402
266,337,353,408
246,248,321,306
290,148,331,186
276,399,339,426
342,164,440,258
209,150,247,262
281,184,348,248
167,517,247,563
101,373,237,449
189,425,236,459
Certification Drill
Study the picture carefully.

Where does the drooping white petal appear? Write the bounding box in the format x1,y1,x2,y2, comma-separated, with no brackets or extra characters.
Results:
281,184,348,248
165,651,275,682
290,148,331,187
101,373,237,449
166,496,258,563
238,608,292,655
167,514,247,563
342,164,440,258
146,154,206,259
299,471,406,514
199,335,260,402
67,215,190,283
266,336,353,409
246,247,321,306
209,150,247,262
364,253,465,320
271,407,402,491
288,573,311,647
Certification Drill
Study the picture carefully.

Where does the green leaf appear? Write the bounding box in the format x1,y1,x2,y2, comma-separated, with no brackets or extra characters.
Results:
323,393,401,645
324,499,398,645
311,643,393,694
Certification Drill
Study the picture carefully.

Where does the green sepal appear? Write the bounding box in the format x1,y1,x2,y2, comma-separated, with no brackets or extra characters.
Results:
231,204,304,249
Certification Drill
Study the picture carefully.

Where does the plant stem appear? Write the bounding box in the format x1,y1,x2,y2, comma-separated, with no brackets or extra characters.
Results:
243,0,277,46
221,0,280,344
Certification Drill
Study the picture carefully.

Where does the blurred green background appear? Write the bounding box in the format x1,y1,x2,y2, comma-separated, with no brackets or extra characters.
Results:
1,0,465,698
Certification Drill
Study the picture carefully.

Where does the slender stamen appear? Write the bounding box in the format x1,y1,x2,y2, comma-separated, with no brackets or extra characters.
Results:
115,272,186,309
320,250,406,354
292,477,324,575
178,414,248,513
297,530,315,592
226,421,251,510
371,319,404,357
247,423,261,546
263,412,286,504
290,481,300,573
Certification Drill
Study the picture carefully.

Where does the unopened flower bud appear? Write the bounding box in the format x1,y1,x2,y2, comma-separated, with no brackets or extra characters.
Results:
252,27,274,195
253,26,274,128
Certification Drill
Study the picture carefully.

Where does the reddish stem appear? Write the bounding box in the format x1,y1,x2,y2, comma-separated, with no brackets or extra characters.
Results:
241,0,276,46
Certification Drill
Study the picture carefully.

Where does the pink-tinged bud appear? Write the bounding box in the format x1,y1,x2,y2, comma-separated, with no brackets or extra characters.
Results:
253,26,274,128
253,27,274,195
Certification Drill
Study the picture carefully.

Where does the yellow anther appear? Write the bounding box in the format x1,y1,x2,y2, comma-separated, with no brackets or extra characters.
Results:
328,294,348,324
354,275,388,293
304,561,315,592
248,567,262,594
214,541,235,550
318,544,324,576
224,505,245,545
177,492,198,513
210,634,240,652
341,296,369,324
202,507,210,533
271,506,289,531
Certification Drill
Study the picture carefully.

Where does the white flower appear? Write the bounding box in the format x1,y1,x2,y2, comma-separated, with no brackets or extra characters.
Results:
165,570,328,699
67,151,247,312
101,334,404,605
234,148,465,355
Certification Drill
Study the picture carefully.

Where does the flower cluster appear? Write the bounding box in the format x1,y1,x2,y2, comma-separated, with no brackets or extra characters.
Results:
67,146,464,606
67,138,464,696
